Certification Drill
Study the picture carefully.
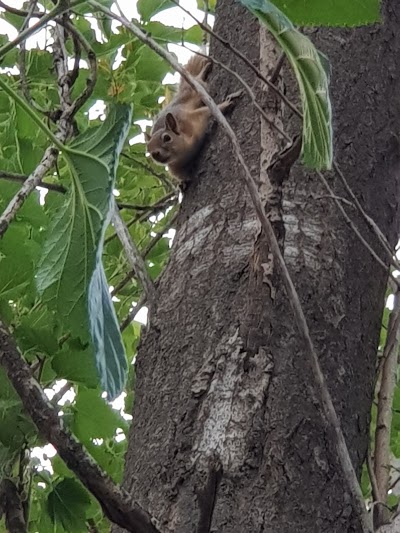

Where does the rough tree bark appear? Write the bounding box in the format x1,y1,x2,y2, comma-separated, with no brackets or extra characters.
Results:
116,1,400,532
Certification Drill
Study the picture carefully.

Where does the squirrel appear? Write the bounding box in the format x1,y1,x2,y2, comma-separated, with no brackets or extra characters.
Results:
145,55,241,183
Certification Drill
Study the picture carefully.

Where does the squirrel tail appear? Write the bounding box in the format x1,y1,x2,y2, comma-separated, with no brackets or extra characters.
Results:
179,55,209,93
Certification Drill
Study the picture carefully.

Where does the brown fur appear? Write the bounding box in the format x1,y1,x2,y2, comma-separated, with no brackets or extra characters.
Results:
146,55,240,182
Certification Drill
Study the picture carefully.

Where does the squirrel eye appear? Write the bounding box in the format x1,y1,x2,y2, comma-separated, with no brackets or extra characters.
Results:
162,133,172,143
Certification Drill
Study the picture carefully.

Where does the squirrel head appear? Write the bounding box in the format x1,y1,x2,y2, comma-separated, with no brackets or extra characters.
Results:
145,113,191,168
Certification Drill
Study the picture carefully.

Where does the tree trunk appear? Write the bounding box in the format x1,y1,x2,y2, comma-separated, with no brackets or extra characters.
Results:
116,1,400,532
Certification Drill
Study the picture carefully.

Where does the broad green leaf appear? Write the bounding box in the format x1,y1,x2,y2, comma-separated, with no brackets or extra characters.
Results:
52,346,98,388
239,0,332,170
137,0,175,21
271,0,380,27
73,388,128,442
47,479,91,533
36,104,132,399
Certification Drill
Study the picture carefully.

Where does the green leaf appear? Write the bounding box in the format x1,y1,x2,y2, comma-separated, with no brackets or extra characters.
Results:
52,346,99,388
36,104,132,399
73,388,128,442
239,0,332,170
197,0,217,12
137,0,174,21
270,0,380,27
47,479,91,532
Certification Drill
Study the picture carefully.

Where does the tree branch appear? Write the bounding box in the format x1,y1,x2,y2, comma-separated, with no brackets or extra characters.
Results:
0,171,67,193
111,211,177,297
374,292,400,527
0,146,59,238
88,3,373,531
0,479,27,533
0,321,160,533
111,201,157,306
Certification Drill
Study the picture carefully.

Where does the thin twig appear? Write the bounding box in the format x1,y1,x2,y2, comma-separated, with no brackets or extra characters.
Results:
185,46,291,142
333,160,399,270
120,294,147,332
169,0,301,118
0,1,43,18
0,0,84,60
0,146,59,238
89,3,372,531
111,201,157,305
0,171,67,193
62,20,97,116
374,293,400,504
51,381,73,406
316,170,400,288
111,211,177,297
367,447,380,504
0,321,160,533
104,192,177,245
121,152,177,192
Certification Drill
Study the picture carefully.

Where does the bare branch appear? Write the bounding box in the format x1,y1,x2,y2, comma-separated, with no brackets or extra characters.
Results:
51,381,73,406
111,201,157,305
0,0,84,60
0,479,27,533
104,192,177,245
0,321,161,533
89,3,373,531
316,170,399,288
169,0,301,118
121,152,177,192
0,146,59,238
0,1,43,18
120,294,147,332
62,19,97,116
374,292,400,520
0,171,67,193
112,211,177,298
187,47,291,142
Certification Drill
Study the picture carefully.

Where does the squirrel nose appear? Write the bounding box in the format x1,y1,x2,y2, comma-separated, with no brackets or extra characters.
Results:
152,150,161,160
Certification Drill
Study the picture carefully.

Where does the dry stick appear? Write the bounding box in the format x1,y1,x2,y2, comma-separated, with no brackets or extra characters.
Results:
185,46,291,142
0,479,27,533
333,161,395,263
111,201,157,305
18,0,43,113
88,3,372,531
0,322,160,533
62,20,97,117
172,0,399,274
0,1,43,17
0,171,67,193
121,152,177,193
111,212,178,298
0,0,84,59
104,192,177,245
374,293,400,504
316,170,397,282
170,0,300,118
120,294,147,332
0,146,59,238
367,448,380,505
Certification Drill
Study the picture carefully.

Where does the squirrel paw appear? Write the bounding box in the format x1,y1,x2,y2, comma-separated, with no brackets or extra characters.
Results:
227,89,244,101
219,89,244,113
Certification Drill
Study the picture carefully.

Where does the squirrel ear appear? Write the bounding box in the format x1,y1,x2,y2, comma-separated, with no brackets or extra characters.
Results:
144,131,151,142
165,113,180,135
